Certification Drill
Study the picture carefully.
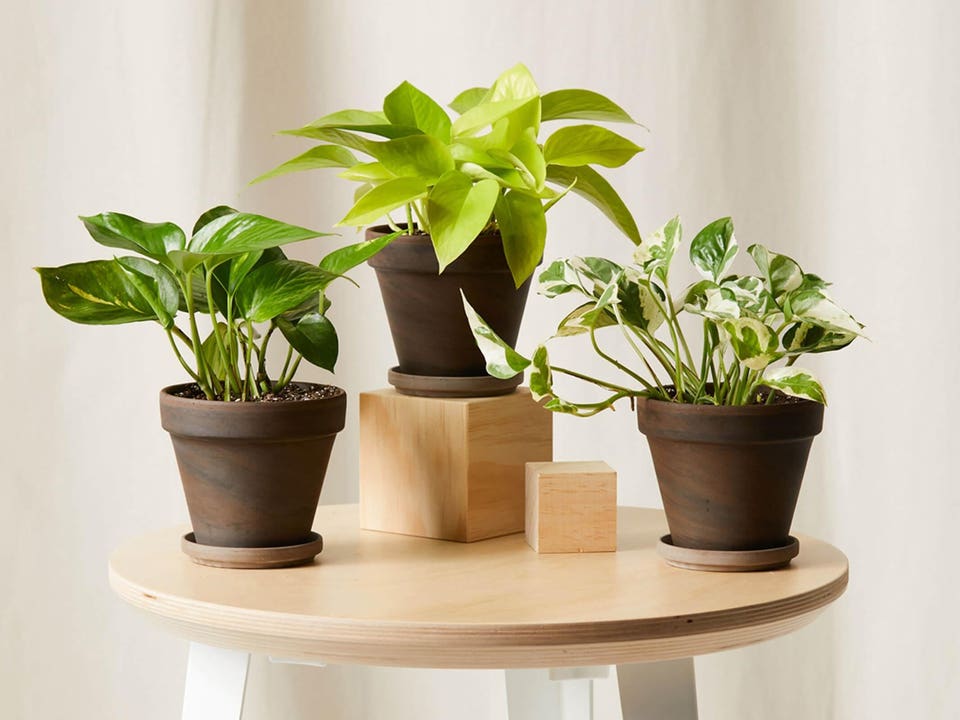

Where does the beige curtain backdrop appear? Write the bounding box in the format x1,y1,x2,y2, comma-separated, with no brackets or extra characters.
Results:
2,1,958,718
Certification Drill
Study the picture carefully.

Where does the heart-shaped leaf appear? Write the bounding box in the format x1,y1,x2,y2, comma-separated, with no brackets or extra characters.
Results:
494,190,546,287
189,213,330,255
449,86,489,114
375,134,455,181
384,81,452,142
540,89,636,123
277,312,339,372
426,171,499,271
338,177,430,227
283,109,422,140
763,366,826,404
234,260,340,323
544,124,642,168
690,217,737,281
251,145,358,184
319,231,402,276
461,292,531,379
36,260,166,325
80,213,185,262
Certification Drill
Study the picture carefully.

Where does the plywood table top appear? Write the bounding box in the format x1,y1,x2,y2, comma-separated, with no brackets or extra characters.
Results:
109,505,847,669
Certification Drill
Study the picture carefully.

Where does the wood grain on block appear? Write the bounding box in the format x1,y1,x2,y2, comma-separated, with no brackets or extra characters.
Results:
526,461,617,553
359,388,552,542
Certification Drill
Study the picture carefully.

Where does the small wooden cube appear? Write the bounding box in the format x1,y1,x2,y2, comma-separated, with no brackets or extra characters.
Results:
525,461,617,553
360,389,553,542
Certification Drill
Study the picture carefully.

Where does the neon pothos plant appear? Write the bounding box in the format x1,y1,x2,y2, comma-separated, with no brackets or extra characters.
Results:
254,63,644,286
36,207,397,400
464,216,864,415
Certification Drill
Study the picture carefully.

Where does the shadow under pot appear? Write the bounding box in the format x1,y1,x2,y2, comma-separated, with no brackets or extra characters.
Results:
159,383,346,568
365,225,532,398
636,395,824,567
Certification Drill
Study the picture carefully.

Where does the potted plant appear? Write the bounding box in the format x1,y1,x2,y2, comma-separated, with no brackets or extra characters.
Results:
464,215,863,570
36,206,396,568
255,63,645,396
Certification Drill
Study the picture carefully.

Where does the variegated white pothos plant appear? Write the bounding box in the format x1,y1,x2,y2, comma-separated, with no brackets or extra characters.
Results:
463,215,863,415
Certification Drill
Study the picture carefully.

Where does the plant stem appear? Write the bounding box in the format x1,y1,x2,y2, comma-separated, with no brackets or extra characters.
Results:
610,303,667,396
181,273,216,398
257,321,277,390
551,365,640,395
277,353,303,389
405,203,416,234
165,329,202,383
589,327,653,390
205,269,240,399
412,201,429,234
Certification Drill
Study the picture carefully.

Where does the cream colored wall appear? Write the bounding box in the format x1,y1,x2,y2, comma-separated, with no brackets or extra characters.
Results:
2,1,958,718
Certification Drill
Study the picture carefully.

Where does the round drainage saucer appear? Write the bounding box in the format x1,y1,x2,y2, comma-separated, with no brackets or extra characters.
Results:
387,366,522,398
657,534,799,572
181,532,323,569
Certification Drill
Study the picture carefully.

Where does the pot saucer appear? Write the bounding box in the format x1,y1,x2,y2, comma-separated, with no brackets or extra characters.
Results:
657,534,799,572
181,532,323,569
387,367,522,398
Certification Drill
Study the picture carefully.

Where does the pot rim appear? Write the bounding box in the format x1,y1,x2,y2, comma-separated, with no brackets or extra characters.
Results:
159,381,345,408
365,223,502,244
159,381,347,439
635,390,824,443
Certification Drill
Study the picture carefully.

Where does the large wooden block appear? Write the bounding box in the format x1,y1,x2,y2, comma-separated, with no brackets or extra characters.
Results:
359,388,553,542
525,461,617,553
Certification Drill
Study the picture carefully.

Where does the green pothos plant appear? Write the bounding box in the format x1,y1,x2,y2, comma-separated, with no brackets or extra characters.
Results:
254,63,644,286
36,207,398,401
463,215,864,415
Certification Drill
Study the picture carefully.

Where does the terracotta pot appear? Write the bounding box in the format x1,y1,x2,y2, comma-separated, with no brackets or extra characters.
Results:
636,395,824,551
159,383,346,548
366,225,532,378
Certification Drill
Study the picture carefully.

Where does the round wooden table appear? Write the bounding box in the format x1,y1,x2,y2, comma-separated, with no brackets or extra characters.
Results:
110,505,847,719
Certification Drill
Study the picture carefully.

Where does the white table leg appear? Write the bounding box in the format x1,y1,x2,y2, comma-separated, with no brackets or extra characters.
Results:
616,659,698,719
505,667,608,720
181,642,250,720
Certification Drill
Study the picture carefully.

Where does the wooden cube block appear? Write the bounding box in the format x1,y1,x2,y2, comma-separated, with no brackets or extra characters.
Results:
525,461,617,553
359,388,553,542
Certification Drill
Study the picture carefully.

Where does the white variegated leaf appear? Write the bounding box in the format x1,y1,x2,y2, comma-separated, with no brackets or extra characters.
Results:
763,366,826,404
786,289,864,335
722,317,781,371
633,215,681,277
461,292,531,378
537,259,584,298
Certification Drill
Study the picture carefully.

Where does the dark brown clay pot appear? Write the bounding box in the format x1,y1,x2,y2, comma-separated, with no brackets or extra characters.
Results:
159,383,346,548
636,396,824,551
366,225,532,378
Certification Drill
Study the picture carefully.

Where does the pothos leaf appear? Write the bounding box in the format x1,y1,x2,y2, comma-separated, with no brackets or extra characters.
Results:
277,312,339,372
763,366,827,404
690,217,737,281
528,344,552,401
721,317,781,371
461,292,531,378
36,259,168,326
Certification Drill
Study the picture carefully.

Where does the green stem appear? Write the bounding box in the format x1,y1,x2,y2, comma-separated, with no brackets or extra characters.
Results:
277,345,293,387
166,329,202,384
412,201,429,234
205,269,239,400
610,303,667,396
277,353,303,389
244,320,260,399
405,203,416,234
181,273,216,398
551,365,641,395
257,322,277,387
590,327,653,390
